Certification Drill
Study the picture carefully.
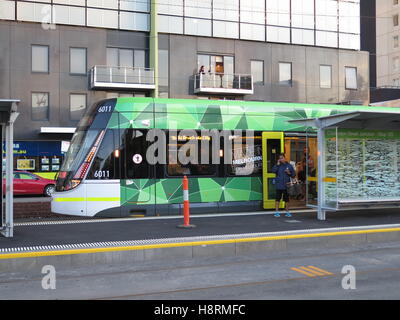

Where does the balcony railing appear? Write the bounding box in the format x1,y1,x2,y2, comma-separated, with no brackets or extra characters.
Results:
90,65,156,90
194,73,254,95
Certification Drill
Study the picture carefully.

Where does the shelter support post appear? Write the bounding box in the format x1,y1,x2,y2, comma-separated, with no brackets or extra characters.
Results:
317,126,326,221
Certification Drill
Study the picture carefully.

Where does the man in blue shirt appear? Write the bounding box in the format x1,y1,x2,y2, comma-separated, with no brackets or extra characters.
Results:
271,153,296,218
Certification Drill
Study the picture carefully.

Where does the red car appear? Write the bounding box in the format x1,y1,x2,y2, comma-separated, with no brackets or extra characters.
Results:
3,171,56,196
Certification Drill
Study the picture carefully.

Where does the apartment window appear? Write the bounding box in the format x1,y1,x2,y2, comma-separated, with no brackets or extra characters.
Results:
70,94,87,121
32,92,49,121
394,56,400,71
394,36,399,48
251,60,264,85
197,54,234,75
345,67,357,90
394,14,399,27
320,65,332,89
107,48,146,68
70,48,87,75
31,45,49,73
279,62,292,86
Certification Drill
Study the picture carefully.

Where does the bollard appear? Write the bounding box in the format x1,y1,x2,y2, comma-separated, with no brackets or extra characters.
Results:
177,175,196,228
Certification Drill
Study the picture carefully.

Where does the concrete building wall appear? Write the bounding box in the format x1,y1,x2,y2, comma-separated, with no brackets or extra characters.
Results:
167,34,370,104
0,20,149,140
376,0,400,87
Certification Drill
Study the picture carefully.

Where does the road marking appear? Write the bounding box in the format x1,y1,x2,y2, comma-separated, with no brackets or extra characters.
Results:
306,265,334,275
291,267,317,277
291,266,333,277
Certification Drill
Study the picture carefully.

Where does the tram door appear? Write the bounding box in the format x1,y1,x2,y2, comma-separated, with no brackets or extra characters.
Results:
262,132,284,209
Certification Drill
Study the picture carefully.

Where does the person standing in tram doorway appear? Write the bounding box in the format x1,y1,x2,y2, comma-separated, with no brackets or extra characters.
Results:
272,153,296,218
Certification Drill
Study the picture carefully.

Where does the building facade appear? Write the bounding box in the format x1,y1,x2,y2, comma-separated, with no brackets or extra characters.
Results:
0,0,368,177
376,0,400,87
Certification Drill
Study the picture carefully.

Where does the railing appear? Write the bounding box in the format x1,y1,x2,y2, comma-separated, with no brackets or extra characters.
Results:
194,73,253,94
90,65,155,89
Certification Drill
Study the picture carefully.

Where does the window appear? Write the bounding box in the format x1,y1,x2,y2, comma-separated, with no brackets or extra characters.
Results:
87,130,119,180
19,173,36,180
279,62,292,86
394,14,399,27
345,67,357,90
394,35,399,48
122,129,150,179
70,48,87,75
167,132,216,177
32,92,49,121
197,54,234,74
394,56,400,71
106,48,146,68
32,45,49,73
320,65,332,89
251,60,264,85
159,49,169,95
70,94,87,121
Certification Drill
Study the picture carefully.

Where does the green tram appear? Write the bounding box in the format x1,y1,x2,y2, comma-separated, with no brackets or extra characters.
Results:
51,98,397,217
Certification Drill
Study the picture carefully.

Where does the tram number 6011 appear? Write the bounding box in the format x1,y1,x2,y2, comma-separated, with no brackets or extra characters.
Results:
98,105,113,113
94,170,110,178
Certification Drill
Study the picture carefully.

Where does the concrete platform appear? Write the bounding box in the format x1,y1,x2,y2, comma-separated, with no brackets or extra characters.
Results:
1,208,400,272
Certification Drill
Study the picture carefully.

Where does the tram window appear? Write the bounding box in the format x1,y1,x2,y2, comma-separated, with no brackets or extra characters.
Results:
166,132,216,177
227,134,262,176
123,129,150,179
87,130,119,179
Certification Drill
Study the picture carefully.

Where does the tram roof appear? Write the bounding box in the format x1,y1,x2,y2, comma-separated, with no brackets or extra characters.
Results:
288,110,400,130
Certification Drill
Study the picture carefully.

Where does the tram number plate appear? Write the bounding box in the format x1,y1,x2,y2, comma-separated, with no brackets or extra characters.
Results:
98,105,113,113
94,170,110,178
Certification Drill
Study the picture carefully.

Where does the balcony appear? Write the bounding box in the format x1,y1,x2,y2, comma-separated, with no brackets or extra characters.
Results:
194,73,254,95
90,65,156,90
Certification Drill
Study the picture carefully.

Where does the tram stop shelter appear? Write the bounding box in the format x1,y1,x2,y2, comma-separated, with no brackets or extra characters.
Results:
0,99,19,238
289,111,400,221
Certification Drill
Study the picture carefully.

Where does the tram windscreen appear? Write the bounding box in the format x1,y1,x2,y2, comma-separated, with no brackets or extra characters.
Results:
55,99,116,191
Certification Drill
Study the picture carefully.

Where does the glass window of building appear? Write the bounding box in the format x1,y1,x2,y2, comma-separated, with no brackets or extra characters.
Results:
240,0,265,25
158,0,183,16
213,20,239,39
184,18,212,37
251,60,264,85
107,48,146,68
185,0,212,19
291,0,315,30
320,65,332,89
267,0,290,27
394,56,400,71
32,45,49,73
213,0,239,22
345,67,357,90
316,0,338,32
279,62,292,86
70,94,87,121
32,92,49,121
394,14,399,27
159,49,169,96
70,47,87,75
197,54,234,75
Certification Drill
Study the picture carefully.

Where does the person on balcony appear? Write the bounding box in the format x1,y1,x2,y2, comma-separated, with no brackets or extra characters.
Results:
198,65,205,75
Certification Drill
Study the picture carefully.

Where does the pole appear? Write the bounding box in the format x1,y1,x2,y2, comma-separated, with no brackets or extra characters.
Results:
177,175,196,228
